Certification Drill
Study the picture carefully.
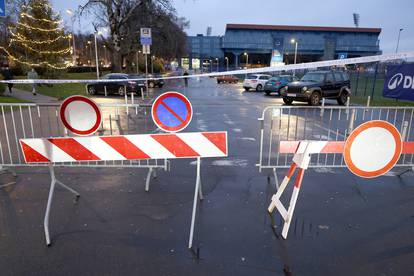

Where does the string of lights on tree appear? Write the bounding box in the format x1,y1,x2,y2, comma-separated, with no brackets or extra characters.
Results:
1,0,71,70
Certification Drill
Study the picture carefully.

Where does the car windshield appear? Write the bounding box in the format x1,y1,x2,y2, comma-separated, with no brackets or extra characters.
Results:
246,75,258,79
128,75,144,79
301,73,325,82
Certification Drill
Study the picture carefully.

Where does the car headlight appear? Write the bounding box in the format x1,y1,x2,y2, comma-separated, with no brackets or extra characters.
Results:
302,86,307,92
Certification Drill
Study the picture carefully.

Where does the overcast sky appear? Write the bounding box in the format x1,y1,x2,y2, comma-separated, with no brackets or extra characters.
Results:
52,0,413,54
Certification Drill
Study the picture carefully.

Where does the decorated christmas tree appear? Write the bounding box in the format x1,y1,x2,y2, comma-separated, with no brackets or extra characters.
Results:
2,0,70,75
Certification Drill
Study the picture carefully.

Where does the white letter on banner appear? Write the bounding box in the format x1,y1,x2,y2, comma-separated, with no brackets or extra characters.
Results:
403,76,413,89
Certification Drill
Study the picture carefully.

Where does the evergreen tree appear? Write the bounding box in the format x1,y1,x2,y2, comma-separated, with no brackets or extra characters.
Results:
2,0,70,75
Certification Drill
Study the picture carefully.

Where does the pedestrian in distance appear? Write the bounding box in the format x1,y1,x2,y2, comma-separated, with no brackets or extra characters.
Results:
1,65,14,94
183,70,189,87
27,68,39,95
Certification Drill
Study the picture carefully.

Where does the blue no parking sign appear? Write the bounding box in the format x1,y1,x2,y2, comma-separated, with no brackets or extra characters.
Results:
151,92,193,132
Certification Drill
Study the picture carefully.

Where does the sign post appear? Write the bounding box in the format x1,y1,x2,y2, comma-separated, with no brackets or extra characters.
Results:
141,28,152,93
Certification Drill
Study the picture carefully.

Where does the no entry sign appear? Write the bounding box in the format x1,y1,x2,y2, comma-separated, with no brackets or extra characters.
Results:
344,120,402,178
152,92,193,133
60,95,102,136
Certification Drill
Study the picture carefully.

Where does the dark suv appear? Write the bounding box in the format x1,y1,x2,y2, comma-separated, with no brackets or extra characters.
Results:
280,70,351,106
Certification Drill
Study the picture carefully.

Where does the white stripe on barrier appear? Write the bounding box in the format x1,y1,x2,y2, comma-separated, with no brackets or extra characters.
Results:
176,132,224,157
126,135,176,159
1,51,413,85
74,136,126,161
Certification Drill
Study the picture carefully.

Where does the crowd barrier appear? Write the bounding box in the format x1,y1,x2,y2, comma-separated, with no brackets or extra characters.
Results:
0,102,169,187
258,105,414,172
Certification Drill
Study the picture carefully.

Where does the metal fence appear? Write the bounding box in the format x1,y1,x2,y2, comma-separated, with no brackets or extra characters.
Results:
257,105,414,171
0,102,168,170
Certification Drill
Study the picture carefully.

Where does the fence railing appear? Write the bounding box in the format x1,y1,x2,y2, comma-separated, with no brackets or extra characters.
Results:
257,106,414,171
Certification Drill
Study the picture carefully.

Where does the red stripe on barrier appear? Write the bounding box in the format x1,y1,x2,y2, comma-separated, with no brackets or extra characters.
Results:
48,138,100,161
279,141,300,154
321,141,344,153
287,163,297,178
294,169,305,188
402,142,414,154
20,141,50,163
202,132,228,155
151,134,200,157
100,136,150,160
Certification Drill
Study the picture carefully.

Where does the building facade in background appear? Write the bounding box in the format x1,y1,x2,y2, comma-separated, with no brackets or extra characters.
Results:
184,24,381,71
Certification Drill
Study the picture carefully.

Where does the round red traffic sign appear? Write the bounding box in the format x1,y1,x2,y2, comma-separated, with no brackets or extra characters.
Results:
59,95,102,136
344,120,402,178
151,92,193,133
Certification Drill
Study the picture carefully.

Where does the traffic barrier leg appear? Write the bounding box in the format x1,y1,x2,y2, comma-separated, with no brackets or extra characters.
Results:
188,157,202,249
44,163,80,246
145,168,153,192
0,165,17,177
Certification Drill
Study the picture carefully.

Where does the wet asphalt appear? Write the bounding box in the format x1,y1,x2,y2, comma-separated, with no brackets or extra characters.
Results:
0,77,414,275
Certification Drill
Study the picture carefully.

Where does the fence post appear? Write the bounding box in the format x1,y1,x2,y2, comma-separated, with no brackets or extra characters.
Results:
370,62,379,102
104,86,107,97
401,121,409,141
320,98,325,117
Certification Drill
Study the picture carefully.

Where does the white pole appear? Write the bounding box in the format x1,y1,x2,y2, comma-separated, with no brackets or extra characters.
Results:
294,42,298,65
94,33,100,79
396,28,403,53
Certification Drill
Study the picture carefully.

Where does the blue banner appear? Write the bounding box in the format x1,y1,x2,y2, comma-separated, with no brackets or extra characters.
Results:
383,64,414,101
0,0,5,17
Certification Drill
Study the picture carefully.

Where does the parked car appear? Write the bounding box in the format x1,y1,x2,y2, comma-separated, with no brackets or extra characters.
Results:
280,70,351,106
87,73,145,96
264,75,298,96
217,75,239,84
243,74,272,91
147,74,165,88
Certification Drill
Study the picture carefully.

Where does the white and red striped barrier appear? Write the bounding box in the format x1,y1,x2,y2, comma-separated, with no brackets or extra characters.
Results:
20,131,228,163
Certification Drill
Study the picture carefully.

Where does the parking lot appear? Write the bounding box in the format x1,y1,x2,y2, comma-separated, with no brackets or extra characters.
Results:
1,77,414,275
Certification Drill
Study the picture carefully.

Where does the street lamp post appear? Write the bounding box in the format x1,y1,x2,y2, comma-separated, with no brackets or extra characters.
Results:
94,32,101,79
291,39,298,76
151,55,155,75
66,9,76,66
87,41,92,68
215,58,219,72
136,50,141,74
396,28,404,53
103,45,107,67
244,52,249,77
225,57,229,71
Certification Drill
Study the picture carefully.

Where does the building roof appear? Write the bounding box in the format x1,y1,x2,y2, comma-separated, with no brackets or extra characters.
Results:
226,24,381,34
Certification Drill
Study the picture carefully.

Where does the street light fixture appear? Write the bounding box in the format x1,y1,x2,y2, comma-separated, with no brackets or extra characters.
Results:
291,39,298,76
244,52,249,68
225,57,229,71
396,28,404,53
215,58,219,72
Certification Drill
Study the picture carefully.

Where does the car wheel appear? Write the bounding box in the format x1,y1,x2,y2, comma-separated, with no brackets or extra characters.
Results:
265,91,271,96
158,84,164,88
87,85,96,95
309,92,321,106
217,80,221,84
337,91,348,105
256,84,263,92
283,98,293,105
244,88,250,92
149,81,155,88
118,86,125,96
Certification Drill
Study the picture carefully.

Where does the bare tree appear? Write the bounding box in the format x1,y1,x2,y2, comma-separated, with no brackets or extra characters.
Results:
80,0,187,72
